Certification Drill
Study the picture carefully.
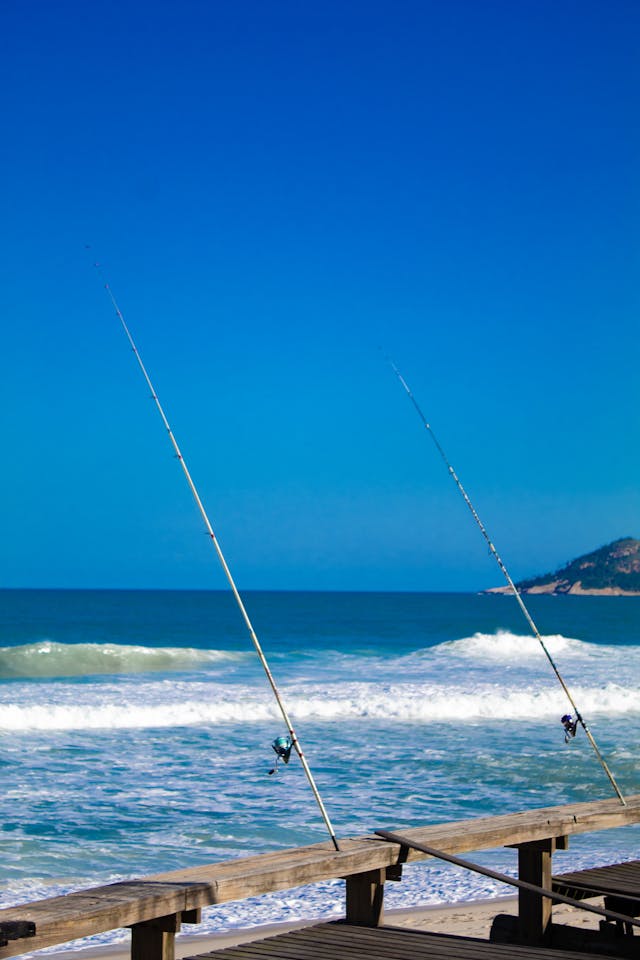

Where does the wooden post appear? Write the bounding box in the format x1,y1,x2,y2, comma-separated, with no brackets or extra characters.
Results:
515,837,561,944
345,868,386,926
130,913,181,960
180,909,202,925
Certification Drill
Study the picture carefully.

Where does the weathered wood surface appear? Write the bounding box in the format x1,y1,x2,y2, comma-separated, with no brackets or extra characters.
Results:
374,829,640,931
553,860,640,937
344,869,386,926
131,914,183,960
186,921,625,960
147,792,640,906
0,883,212,958
553,860,640,901
517,839,555,944
0,795,638,959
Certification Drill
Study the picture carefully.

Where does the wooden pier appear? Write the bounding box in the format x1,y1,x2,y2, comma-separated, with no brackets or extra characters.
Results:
0,795,639,960
185,920,627,960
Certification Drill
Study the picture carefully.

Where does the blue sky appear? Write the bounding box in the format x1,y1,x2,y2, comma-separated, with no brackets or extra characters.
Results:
0,1,638,591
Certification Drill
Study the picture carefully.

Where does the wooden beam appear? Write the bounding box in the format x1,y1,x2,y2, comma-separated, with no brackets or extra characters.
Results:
344,869,386,926
516,838,555,944
130,914,181,960
0,882,212,959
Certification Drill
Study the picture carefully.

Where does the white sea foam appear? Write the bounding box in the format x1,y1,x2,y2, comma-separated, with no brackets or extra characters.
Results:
439,630,584,660
284,682,640,721
0,696,277,731
1,678,638,732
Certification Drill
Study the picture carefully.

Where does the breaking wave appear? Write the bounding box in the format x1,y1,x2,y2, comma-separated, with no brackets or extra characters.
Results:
1,679,638,731
439,630,584,659
0,641,246,679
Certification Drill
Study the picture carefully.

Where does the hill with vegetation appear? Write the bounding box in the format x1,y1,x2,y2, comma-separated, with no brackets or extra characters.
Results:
487,537,640,596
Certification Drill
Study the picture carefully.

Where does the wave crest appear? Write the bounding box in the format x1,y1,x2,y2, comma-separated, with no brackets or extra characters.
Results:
0,642,245,679
441,630,583,659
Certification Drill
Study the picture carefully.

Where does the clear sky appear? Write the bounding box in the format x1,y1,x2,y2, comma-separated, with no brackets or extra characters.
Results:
0,1,638,591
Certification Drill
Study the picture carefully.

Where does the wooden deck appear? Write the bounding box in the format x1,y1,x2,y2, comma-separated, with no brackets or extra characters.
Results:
0,796,639,960
186,921,625,960
553,861,640,904
553,860,640,938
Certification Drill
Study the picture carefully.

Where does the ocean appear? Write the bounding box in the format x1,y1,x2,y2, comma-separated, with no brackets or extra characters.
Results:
1,589,639,950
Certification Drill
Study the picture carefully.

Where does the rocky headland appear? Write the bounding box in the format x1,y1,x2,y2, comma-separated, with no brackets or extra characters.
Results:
485,537,640,596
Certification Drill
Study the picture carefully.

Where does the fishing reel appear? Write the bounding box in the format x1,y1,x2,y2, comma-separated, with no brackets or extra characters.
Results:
561,714,578,743
268,735,293,775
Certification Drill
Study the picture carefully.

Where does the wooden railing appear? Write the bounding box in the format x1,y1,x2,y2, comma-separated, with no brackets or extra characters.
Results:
1,794,639,960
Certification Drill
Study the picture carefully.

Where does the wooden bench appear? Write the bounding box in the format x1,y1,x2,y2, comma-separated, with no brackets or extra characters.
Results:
0,795,638,960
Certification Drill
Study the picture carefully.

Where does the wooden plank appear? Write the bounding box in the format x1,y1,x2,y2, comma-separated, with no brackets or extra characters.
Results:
186,922,626,960
553,859,640,935
553,860,640,898
144,794,640,911
0,884,212,959
159,793,640,894
395,795,640,859
292,926,468,960
308,924,617,959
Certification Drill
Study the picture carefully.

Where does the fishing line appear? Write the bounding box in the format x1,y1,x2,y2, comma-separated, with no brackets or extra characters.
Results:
387,357,625,805
93,260,340,849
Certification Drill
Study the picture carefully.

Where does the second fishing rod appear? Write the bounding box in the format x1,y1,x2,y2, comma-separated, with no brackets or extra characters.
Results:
388,358,625,806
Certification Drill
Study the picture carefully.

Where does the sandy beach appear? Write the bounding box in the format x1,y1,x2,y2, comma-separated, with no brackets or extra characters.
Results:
47,893,606,960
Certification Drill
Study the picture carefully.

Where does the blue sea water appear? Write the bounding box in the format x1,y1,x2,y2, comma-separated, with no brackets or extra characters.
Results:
1,589,639,950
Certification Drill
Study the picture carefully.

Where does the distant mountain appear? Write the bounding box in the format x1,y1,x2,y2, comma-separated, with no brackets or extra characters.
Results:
486,537,640,596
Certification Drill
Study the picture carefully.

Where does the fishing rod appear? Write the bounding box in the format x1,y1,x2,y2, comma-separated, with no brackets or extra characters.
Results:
388,357,625,806
94,262,340,850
